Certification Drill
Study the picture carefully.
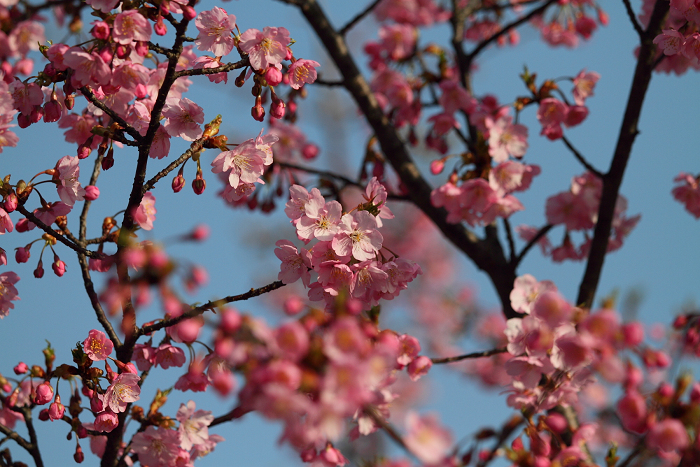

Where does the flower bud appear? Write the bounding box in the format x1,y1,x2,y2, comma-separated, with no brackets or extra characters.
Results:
13,362,28,374
251,96,265,122
265,67,283,86
84,185,100,201
34,260,45,278
48,396,65,421
35,381,54,405
4,192,18,212
52,256,66,277
172,173,186,193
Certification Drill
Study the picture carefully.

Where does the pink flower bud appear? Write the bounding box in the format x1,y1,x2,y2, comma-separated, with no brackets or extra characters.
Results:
543,413,567,433
621,322,644,347
189,224,209,241
35,381,54,405
192,173,206,195
251,96,265,122
52,257,66,277
658,382,674,398
15,246,31,263
646,419,689,452
77,143,91,159
270,99,285,119
283,295,304,315
17,113,30,129
430,159,445,175
172,173,186,192
219,308,242,333
94,410,119,432
183,5,196,20
155,17,167,36
13,362,28,374
4,192,18,212
84,185,100,201
48,396,65,421
38,409,50,421
91,21,110,40
0,248,5,266
135,41,149,57
265,67,283,86
34,260,45,278
43,100,62,123
74,445,84,463
301,143,319,160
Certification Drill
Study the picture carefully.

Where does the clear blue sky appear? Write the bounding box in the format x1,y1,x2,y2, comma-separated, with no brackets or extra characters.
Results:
1,0,699,465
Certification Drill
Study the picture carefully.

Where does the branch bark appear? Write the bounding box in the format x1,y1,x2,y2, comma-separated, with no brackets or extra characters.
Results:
293,0,519,318
576,0,669,308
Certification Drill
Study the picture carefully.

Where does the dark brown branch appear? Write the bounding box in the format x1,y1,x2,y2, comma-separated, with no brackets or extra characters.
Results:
313,77,345,86
137,280,285,337
576,0,670,309
503,218,516,263
430,347,507,364
173,59,247,78
476,413,527,467
622,0,645,39
293,0,519,319
561,135,604,178
514,224,553,266
0,423,33,454
22,408,44,467
211,405,250,427
339,0,383,36
276,161,361,187
15,205,103,259
142,129,211,194
79,87,143,144
464,0,558,71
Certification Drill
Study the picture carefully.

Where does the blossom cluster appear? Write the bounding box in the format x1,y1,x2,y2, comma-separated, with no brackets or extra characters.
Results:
517,171,640,262
277,178,421,310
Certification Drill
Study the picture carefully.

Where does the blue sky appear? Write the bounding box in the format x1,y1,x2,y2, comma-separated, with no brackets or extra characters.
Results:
1,0,699,465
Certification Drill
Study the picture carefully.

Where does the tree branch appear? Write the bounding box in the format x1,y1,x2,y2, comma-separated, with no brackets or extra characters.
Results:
15,205,103,259
293,0,519,319
576,0,670,309
430,347,507,364
339,0,382,36
514,224,553,267
622,0,645,39
561,135,604,178
79,87,143,144
137,280,285,337
173,59,248,78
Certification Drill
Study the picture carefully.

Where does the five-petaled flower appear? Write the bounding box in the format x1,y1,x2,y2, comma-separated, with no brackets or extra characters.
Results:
83,329,114,361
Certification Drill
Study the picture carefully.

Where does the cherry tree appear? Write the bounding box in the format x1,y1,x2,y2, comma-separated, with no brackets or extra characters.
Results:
0,0,699,466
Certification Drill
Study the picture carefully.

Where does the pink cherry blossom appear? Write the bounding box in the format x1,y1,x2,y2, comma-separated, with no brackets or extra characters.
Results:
0,271,20,318
646,419,689,452
296,200,342,241
132,192,156,230
653,29,684,56
54,155,86,206
332,211,383,261
154,343,186,368
131,426,181,466
438,79,476,115
403,412,453,465
572,70,600,105
672,172,700,218
112,10,152,45
177,400,215,451
83,329,114,361
239,27,290,70
101,373,140,413
195,7,237,56
274,239,312,286
0,208,13,235
287,59,320,90
486,115,528,162
162,98,204,141
210,139,267,189
94,410,119,432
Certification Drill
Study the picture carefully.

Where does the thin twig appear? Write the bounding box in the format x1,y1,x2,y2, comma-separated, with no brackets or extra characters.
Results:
174,59,247,78
276,161,361,187
211,406,250,427
503,218,516,264
514,224,553,266
561,135,604,178
431,347,507,364
622,0,645,39
313,77,345,86
339,0,383,36
79,87,143,144
137,280,285,337
465,0,558,69
16,205,103,259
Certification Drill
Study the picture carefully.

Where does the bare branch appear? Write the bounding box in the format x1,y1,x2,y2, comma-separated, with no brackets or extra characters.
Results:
138,280,285,336
514,224,553,267
561,135,604,178
339,0,383,36
15,205,104,259
173,59,248,78
576,0,670,309
622,0,645,39
431,347,507,364
79,87,143,144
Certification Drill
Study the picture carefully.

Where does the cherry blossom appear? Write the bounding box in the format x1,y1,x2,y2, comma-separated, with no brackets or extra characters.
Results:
195,7,237,56
132,192,156,230
101,373,140,413
130,426,181,466
287,59,321,90
0,271,20,318
162,98,204,141
54,155,85,206
83,329,114,361
112,10,152,45
239,27,290,70
332,211,383,261
177,400,216,451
